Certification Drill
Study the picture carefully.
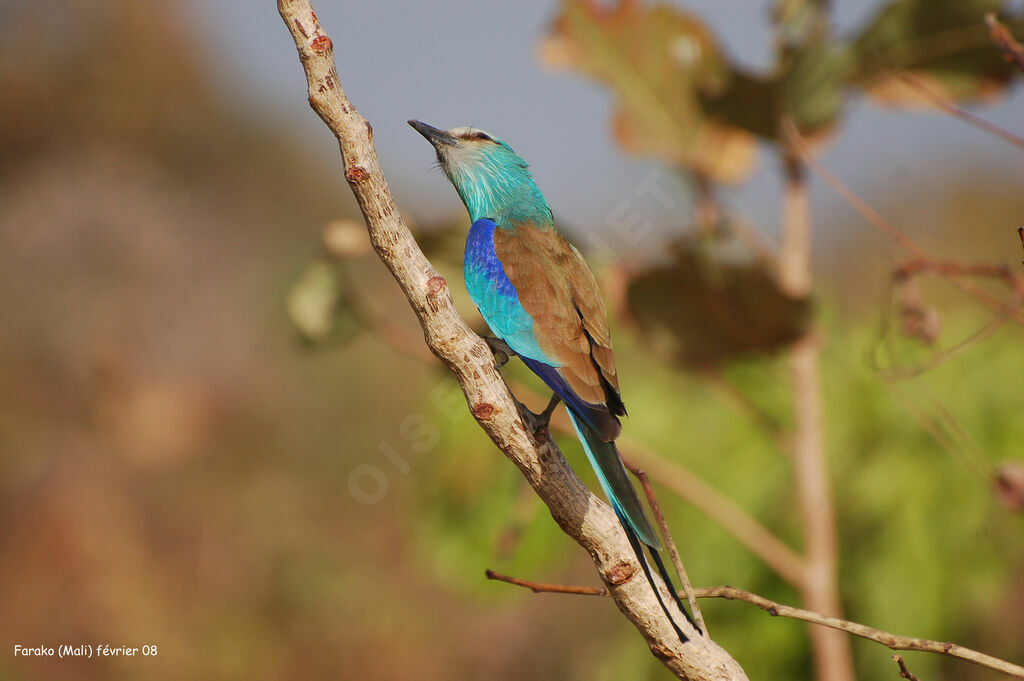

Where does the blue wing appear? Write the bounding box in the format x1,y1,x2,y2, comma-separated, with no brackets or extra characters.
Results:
463,218,555,366
464,218,614,435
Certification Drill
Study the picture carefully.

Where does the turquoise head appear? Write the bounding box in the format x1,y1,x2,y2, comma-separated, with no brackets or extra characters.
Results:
409,120,553,227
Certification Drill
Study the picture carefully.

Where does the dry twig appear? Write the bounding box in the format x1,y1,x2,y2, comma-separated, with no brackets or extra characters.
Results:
627,461,706,633
485,571,1024,679
893,655,922,681
782,119,1024,326
895,72,1024,151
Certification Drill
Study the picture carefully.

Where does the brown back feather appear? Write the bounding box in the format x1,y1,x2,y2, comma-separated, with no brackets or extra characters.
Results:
493,226,624,421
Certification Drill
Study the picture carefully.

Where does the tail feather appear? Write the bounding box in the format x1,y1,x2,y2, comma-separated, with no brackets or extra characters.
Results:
566,410,701,639
566,410,660,548
647,535,700,634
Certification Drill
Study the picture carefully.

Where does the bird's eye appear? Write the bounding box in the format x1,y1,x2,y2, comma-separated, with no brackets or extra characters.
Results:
468,131,493,142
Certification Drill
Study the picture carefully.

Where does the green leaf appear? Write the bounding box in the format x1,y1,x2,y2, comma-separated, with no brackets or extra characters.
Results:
852,0,1021,106
779,39,853,134
706,41,852,141
286,259,362,346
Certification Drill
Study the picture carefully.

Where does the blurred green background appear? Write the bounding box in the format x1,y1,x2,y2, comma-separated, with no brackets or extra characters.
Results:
0,1,1022,680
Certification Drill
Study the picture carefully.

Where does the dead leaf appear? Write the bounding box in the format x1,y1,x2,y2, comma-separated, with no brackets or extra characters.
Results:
625,241,812,367
540,0,757,182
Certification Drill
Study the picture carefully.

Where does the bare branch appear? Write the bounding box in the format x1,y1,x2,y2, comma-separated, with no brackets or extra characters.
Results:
895,72,1024,151
895,258,1024,297
275,1,746,678
872,311,1008,380
776,140,854,681
698,586,1024,679
486,571,1024,679
783,119,1024,326
893,655,923,681
486,569,609,596
628,462,706,632
987,12,1024,72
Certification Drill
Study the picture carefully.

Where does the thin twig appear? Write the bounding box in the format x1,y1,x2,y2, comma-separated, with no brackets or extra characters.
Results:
867,258,1022,378
627,461,707,633
893,655,922,681
873,311,1008,380
895,258,1024,297
485,571,1024,679
782,119,1024,326
895,72,1024,151
778,150,812,299
987,12,1024,72
699,586,1024,679
881,380,995,483
485,569,608,596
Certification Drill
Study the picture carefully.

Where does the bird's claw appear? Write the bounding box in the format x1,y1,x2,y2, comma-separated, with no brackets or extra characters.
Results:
483,336,516,368
537,393,561,428
520,393,561,444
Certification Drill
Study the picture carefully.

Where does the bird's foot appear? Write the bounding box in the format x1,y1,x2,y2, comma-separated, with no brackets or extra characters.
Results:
482,336,516,368
519,394,561,444
537,393,561,429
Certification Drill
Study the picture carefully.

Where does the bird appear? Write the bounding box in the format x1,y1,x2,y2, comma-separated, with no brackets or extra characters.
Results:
409,120,699,642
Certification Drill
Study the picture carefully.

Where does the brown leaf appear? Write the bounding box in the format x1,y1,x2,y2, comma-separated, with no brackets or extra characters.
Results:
540,0,757,182
624,241,812,367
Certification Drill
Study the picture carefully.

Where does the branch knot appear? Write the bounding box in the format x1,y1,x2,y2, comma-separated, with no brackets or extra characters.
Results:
345,166,369,184
311,34,332,53
607,561,636,585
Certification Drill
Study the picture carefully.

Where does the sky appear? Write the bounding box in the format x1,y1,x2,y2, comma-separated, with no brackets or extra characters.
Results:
181,0,1024,253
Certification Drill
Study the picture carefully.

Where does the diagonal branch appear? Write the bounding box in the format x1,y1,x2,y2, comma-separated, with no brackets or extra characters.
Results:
895,72,1024,151
485,571,1024,679
275,1,746,679
629,462,707,633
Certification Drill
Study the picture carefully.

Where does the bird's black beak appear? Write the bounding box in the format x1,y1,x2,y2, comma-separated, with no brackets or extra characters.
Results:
408,120,459,148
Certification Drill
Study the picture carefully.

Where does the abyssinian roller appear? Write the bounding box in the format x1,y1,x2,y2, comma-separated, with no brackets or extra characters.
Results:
409,120,699,641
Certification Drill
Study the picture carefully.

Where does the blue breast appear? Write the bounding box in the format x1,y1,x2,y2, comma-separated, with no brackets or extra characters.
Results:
464,219,556,366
